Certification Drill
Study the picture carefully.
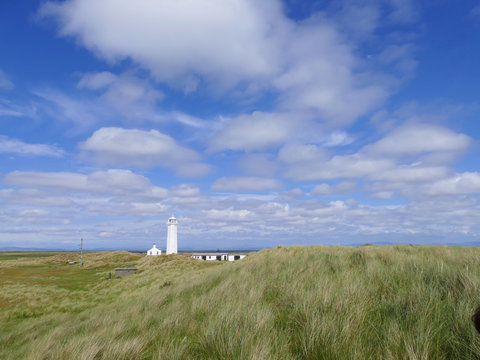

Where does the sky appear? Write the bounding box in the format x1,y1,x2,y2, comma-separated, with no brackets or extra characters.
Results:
1,0,480,250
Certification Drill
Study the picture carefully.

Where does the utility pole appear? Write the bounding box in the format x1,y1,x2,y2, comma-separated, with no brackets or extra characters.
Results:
80,238,83,267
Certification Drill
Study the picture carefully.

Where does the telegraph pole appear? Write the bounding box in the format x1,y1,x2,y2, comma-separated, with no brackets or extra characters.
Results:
80,238,83,267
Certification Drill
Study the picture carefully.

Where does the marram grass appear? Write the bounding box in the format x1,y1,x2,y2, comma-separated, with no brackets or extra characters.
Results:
1,246,480,359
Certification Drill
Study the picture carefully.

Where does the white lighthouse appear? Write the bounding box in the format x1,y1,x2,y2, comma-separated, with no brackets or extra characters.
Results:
166,216,178,255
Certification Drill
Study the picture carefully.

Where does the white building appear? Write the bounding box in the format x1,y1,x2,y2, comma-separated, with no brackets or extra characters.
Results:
166,216,178,255
191,253,246,261
147,243,161,256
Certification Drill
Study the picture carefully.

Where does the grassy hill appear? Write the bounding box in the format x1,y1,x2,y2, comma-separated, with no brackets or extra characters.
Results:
1,246,480,359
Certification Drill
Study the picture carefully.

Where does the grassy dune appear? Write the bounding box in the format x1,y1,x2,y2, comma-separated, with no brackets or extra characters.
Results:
1,246,480,359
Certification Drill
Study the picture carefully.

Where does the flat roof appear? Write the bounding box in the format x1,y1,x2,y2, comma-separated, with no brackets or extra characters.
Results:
191,253,229,256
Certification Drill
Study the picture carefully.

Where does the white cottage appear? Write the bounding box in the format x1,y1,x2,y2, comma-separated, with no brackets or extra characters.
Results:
147,243,161,256
191,253,246,261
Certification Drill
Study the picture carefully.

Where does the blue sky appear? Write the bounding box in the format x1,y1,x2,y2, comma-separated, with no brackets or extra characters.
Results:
1,0,480,250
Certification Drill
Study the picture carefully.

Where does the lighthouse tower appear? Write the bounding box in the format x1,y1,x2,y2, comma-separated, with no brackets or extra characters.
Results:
166,216,178,255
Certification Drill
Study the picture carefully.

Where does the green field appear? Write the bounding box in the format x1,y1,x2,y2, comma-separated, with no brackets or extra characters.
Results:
1,246,480,359
0,252,61,261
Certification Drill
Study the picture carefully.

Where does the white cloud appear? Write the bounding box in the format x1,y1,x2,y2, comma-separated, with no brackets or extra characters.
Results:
273,22,388,124
77,71,117,90
427,172,480,196
40,0,285,91
202,208,254,222
209,112,301,152
322,131,354,147
35,74,203,132
169,184,200,197
0,98,29,119
0,188,73,207
40,0,393,128
285,153,394,181
365,124,471,157
372,191,394,199
281,124,472,184
1,169,170,221
278,143,328,163
375,165,451,183
0,108,25,117
3,174,480,246
79,72,164,119
276,188,305,202
238,153,278,177
311,181,356,196
3,169,167,197
328,0,417,40
84,201,167,217
33,89,104,131
212,177,283,192
0,135,64,157
0,70,14,90
79,127,210,176
378,44,417,77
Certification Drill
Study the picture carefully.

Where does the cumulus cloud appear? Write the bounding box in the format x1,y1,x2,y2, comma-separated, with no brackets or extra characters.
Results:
311,181,356,196
284,153,394,181
375,165,451,183
322,131,354,147
278,143,328,163
0,169,170,222
3,171,480,246
0,188,74,207
281,124,472,184
365,124,471,157
79,127,210,176
212,177,283,192
427,172,480,196
3,169,168,197
169,184,200,197
209,112,301,152
0,135,64,157
238,153,278,177
40,0,395,128
77,71,163,120
273,21,388,124
40,0,285,91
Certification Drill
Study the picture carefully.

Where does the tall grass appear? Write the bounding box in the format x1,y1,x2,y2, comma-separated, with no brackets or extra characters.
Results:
1,246,480,359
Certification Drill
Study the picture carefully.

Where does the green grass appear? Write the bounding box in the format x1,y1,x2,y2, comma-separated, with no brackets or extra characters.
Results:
0,252,61,261
1,246,480,359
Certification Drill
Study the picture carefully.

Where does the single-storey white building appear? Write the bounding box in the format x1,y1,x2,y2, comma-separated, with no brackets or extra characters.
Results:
147,243,162,256
191,253,246,261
